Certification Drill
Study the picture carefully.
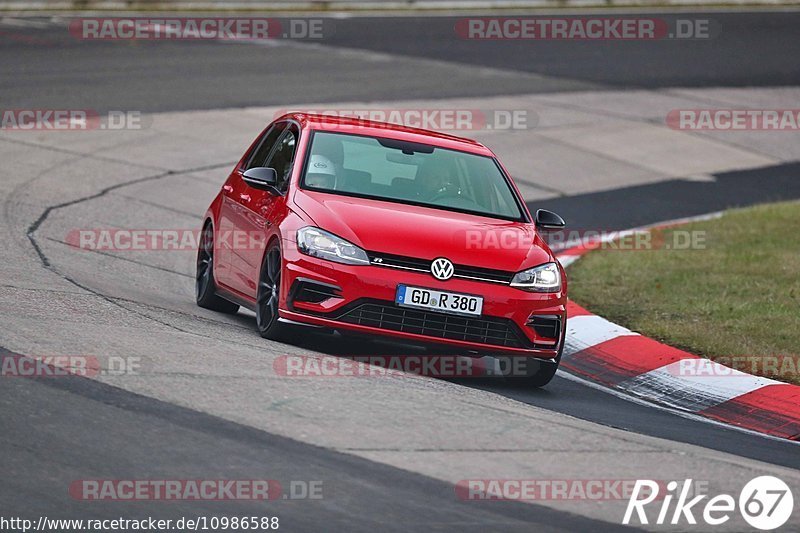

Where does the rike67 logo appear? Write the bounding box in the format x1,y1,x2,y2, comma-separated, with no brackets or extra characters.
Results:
624,476,794,530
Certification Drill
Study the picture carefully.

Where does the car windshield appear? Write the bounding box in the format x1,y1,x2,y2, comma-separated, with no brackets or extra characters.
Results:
301,131,524,221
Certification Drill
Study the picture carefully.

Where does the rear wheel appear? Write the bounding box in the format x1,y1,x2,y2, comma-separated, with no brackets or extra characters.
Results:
256,242,293,341
196,223,240,314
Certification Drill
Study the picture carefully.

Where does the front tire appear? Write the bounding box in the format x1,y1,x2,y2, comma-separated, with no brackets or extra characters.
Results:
196,223,240,314
526,358,560,387
256,241,292,341
499,347,562,388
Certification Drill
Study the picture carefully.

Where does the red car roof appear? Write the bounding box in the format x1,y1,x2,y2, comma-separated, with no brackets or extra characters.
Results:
280,112,495,157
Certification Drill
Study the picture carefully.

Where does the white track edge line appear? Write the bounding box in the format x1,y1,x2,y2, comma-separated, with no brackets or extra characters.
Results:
558,370,800,446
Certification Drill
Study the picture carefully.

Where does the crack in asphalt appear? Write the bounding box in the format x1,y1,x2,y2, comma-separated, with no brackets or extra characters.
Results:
43,236,194,279
0,283,84,295
23,160,241,339
0,280,272,350
0,136,168,172
27,169,173,267
117,193,208,219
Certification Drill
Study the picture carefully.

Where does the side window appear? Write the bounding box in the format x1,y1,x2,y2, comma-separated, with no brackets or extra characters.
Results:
266,126,298,193
245,123,286,170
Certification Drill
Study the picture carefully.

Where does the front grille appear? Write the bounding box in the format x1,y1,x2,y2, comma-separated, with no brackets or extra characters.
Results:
367,251,513,284
337,301,530,348
454,264,513,284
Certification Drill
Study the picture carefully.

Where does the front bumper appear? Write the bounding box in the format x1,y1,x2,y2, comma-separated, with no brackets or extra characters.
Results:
280,239,566,358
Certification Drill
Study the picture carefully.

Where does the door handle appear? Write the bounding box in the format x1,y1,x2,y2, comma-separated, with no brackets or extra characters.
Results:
222,184,233,193
239,194,251,203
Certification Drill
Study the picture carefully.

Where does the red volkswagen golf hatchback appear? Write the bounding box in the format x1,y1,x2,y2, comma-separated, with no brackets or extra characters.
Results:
197,113,568,385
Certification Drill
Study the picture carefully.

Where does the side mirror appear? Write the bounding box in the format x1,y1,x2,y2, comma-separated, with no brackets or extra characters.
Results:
535,209,566,230
242,167,280,195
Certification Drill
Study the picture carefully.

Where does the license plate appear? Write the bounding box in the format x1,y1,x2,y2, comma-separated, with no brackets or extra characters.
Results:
395,285,483,317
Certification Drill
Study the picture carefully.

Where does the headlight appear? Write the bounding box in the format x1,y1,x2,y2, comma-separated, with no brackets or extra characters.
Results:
510,262,561,292
297,227,370,265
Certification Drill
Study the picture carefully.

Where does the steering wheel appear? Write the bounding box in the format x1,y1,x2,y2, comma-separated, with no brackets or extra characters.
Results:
430,183,464,203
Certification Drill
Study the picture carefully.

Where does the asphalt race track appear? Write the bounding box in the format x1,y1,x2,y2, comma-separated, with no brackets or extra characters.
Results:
1,9,800,531
3,12,800,112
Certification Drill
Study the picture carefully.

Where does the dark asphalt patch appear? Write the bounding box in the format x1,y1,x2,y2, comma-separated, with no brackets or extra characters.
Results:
0,347,627,533
323,14,800,89
528,162,800,231
2,12,799,112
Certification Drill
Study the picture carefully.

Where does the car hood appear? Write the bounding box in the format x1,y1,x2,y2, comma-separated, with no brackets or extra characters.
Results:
293,190,552,272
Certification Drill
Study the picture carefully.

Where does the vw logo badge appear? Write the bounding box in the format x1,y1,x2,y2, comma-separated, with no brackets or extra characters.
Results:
431,257,455,281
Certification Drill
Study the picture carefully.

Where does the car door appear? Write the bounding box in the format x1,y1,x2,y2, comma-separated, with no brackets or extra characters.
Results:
219,122,286,297
237,124,299,295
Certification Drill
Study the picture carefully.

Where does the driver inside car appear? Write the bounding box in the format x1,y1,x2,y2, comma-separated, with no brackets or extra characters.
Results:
417,157,461,201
